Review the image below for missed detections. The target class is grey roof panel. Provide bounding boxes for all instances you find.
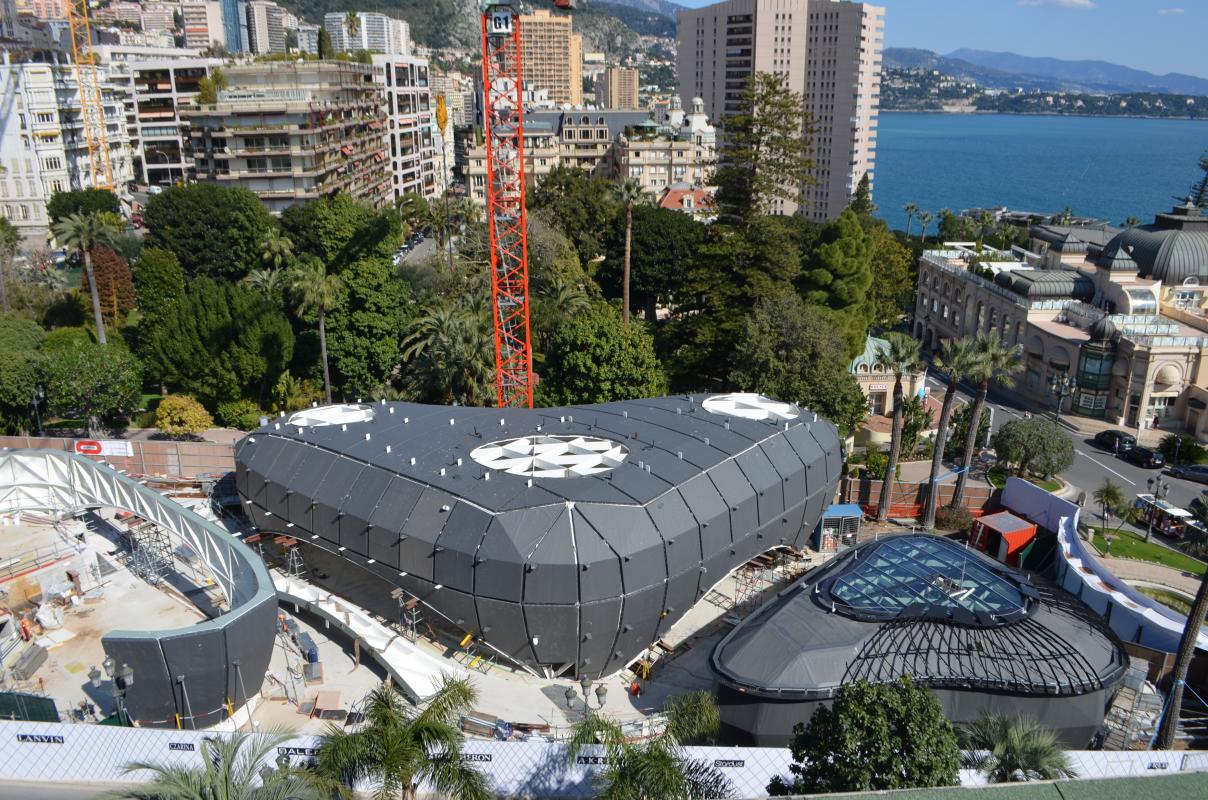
[525,603,578,665]
[523,506,578,606]
[648,490,703,574]
[475,595,535,666]
[737,448,784,527]
[435,502,492,594]
[659,569,699,640]
[761,437,808,506]
[575,504,666,594]
[709,460,757,540]
[573,513,623,603]
[476,506,563,602]
[679,473,732,557]
[580,598,623,675]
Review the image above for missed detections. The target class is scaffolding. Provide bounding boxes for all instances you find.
[124,520,172,585]
[390,588,423,644]
[275,536,307,579]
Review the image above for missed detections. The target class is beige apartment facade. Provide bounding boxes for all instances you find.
[599,66,640,109]
[677,0,884,220]
[184,62,391,214]
[518,9,582,106]
[914,203,1208,439]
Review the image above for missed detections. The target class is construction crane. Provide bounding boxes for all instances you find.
[65,1,114,191]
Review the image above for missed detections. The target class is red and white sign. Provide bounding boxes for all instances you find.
[74,440,134,457]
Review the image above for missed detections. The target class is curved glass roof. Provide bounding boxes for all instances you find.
[829,536,1028,621]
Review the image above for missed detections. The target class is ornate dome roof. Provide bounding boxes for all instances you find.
[1099,204,1208,284]
[1089,315,1118,343]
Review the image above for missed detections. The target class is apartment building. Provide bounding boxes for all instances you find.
[246,0,285,55]
[182,2,225,49]
[599,66,640,109]
[324,11,409,55]
[677,0,884,220]
[140,6,176,34]
[0,58,132,244]
[517,9,582,106]
[28,0,66,20]
[430,69,474,128]
[1,0,18,39]
[122,58,222,185]
[372,53,438,200]
[219,0,248,52]
[183,61,391,213]
[464,103,716,204]
[295,23,320,55]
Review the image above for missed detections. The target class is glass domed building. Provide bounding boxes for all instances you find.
[711,534,1128,746]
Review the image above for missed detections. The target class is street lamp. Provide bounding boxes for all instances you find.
[1048,373,1075,425]
[564,676,608,718]
[1145,476,1170,542]
[89,657,134,725]
[29,385,45,435]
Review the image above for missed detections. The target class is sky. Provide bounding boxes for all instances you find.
[670,0,1208,79]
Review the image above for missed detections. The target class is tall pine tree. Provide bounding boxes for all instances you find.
[801,209,873,356]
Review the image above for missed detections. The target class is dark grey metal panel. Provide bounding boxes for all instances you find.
[334,466,391,561]
[784,425,826,498]
[477,506,561,602]
[310,457,362,543]
[244,436,289,508]
[774,497,809,548]
[524,604,578,665]
[579,598,622,674]
[265,443,307,519]
[432,586,479,632]
[366,476,423,568]
[760,437,807,508]
[101,636,173,726]
[709,461,757,544]
[737,448,783,527]
[286,449,339,533]
[648,490,702,575]
[523,506,578,605]
[679,474,731,560]
[435,502,491,594]
[574,504,666,594]
[659,569,698,639]
[795,489,829,550]
[160,625,227,727]
[224,593,278,707]
[476,596,535,666]
[398,489,454,581]
[606,464,673,504]
[813,422,842,483]
[613,584,665,668]
[572,512,622,603]
[700,550,732,599]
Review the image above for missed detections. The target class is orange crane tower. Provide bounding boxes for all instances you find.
[66,0,114,190]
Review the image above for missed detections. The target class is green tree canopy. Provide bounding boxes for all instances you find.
[866,221,916,327]
[729,293,868,436]
[769,677,961,796]
[155,394,214,438]
[600,205,704,321]
[43,343,142,436]
[325,257,410,398]
[0,311,45,351]
[46,188,120,224]
[538,301,667,406]
[713,71,816,221]
[529,166,620,262]
[960,713,1076,783]
[0,348,41,434]
[992,417,1075,478]
[279,193,402,268]
[142,183,275,280]
[144,278,294,407]
[400,298,494,406]
[801,209,874,356]
[86,245,136,328]
[849,172,876,217]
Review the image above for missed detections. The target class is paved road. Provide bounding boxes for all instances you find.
[0,781,130,799]
[919,367,1206,534]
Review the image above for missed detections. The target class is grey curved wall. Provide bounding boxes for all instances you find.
[0,449,276,728]
[235,397,842,679]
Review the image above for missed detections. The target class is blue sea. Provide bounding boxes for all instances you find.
[872,112,1207,232]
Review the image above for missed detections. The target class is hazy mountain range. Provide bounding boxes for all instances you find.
[886,47,1208,96]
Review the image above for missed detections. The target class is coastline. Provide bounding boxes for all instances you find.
[879,108,1208,121]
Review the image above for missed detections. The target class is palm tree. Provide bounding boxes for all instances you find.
[260,229,294,272]
[401,300,494,406]
[1092,479,1125,532]
[876,333,922,522]
[53,211,117,345]
[314,677,490,800]
[903,202,918,239]
[951,334,1022,508]
[918,210,934,242]
[533,277,591,352]
[344,10,360,42]
[111,730,324,800]
[960,713,1076,782]
[566,689,733,800]
[1123,215,1141,228]
[287,258,345,404]
[1156,494,1208,748]
[616,178,644,325]
[242,267,283,300]
[922,337,984,530]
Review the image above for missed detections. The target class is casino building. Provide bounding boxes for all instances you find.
[712,534,1128,746]
[235,394,841,680]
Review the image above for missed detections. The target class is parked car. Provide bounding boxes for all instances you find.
[1122,446,1165,468]
[1093,429,1136,452]
[148,185,164,195]
[1169,463,1208,484]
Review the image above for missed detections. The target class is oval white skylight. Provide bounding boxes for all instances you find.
[470,435,628,478]
[702,393,799,422]
[287,404,375,428]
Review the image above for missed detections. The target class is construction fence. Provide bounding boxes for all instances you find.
[0,436,236,480]
[0,720,1206,798]
[837,475,999,519]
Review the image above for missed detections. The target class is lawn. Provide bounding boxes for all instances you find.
[987,466,1061,493]
[1090,526,1207,577]
[1133,586,1207,619]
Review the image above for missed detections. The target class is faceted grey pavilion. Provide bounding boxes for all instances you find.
[235,395,841,679]
[712,535,1129,746]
